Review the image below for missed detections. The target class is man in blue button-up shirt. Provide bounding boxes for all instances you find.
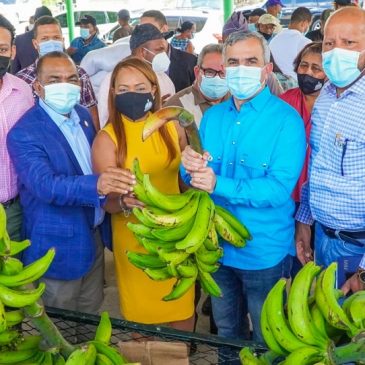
[181,31,306,343]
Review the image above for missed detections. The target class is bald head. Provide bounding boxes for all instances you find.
[324,7,365,46]
[323,7,365,54]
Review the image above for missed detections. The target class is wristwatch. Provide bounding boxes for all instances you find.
[357,268,365,284]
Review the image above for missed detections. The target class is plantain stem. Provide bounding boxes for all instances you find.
[23,302,75,358]
[330,332,365,364]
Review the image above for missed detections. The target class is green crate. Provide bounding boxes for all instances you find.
[22,307,266,365]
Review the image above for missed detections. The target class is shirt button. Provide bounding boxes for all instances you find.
[228,162,233,165]
[262,163,267,167]
[232,141,236,145]
[236,121,241,125]
[240,159,244,163]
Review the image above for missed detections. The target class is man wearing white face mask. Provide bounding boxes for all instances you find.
[180,31,306,343]
[296,7,365,295]
[165,43,229,128]
[7,52,136,312]
[16,16,100,130]
[67,15,106,65]
[97,23,176,127]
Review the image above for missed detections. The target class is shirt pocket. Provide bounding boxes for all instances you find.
[208,152,223,175]
[341,139,365,179]
[236,153,269,179]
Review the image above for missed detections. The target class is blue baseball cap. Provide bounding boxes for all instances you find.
[266,0,285,7]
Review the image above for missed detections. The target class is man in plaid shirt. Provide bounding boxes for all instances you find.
[16,16,100,130]
[296,7,365,294]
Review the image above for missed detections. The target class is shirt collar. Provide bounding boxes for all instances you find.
[39,98,80,127]
[228,85,272,113]
[81,33,98,46]
[192,84,209,105]
[324,74,365,97]
[0,73,22,102]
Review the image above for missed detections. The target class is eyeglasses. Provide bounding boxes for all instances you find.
[200,67,225,79]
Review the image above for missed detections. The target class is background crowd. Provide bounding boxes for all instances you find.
[1,0,365,353]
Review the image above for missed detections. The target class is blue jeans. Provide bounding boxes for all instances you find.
[211,254,292,344]
[315,223,364,279]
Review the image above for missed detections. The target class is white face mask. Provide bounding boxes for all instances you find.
[225,65,264,100]
[322,48,362,88]
[143,48,171,73]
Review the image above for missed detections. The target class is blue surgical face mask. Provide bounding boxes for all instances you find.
[248,23,257,32]
[39,40,63,56]
[200,75,229,99]
[43,83,81,114]
[225,65,263,100]
[80,28,90,40]
[322,48,362,88]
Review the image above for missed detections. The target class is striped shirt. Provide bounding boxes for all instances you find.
[296,77,365,266]
[16,61,97,108]
[0,73,34,202]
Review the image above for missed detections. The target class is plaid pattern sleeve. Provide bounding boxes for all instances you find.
[295,181,314,225]
[76,66,97,108]
[16,63,37,88]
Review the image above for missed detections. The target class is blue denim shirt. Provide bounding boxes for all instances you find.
[181,87,306,270]
[70,35,105,64]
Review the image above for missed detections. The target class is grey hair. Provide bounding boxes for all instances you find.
[223,31,271,64]
[197,43,223,67]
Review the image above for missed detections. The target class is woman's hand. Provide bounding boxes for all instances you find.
[181,145,210,174]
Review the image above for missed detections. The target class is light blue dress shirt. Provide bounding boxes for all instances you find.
[39,99,103,226]
[181,87,306,270]
[296,77,365,269]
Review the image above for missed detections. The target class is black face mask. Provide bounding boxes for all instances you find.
[297,73,325,95]
[259,31,272,42]
[0,55,10,78]
[115,92,154,121]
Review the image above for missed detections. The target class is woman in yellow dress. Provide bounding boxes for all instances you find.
[92,57,195,330]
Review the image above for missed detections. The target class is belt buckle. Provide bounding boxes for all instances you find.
[338,232,364,248]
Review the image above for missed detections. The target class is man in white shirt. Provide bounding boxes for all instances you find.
[80,11,169,95]
[97,24,175,127]
[269,7,312,79]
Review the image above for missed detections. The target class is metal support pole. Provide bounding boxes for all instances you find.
[223,0,234,22]
[65,0,75,44]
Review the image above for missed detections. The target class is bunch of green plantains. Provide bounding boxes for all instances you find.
[239,262,365,364]
[0,204,136,364]
[126,159,252,301]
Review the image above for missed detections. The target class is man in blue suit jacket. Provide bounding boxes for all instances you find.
[7,51,136,313]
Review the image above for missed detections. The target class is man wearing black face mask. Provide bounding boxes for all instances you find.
[257,14,281,43]
[0,15,34,241]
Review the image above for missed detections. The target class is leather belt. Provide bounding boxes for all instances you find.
[1,197,18,209]
[321,225,365,248]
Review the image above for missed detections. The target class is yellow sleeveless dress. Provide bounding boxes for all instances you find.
[103,117,194,324]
